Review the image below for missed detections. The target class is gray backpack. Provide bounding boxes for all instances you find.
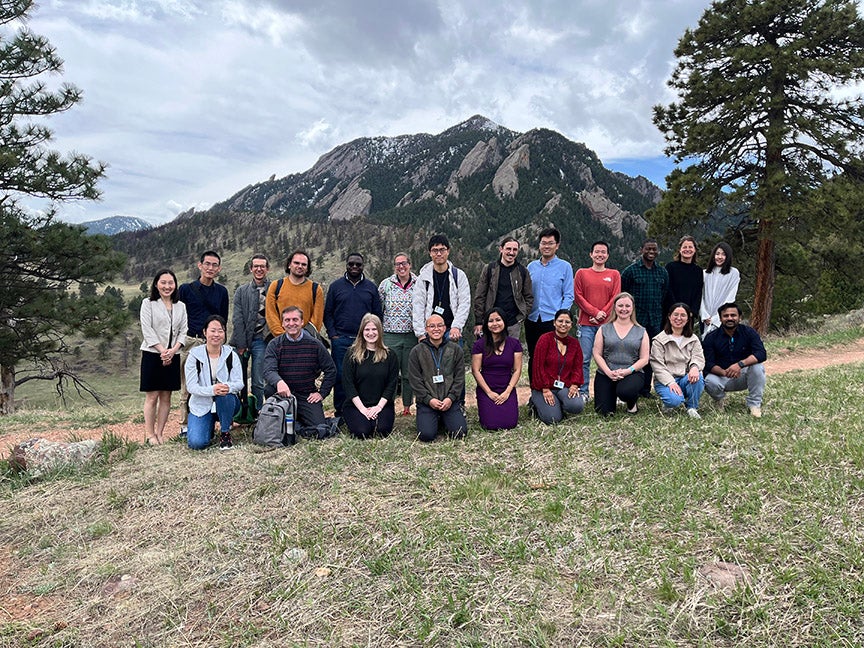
[253,395,296,447]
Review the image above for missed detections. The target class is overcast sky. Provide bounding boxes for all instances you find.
[25,0,710,224]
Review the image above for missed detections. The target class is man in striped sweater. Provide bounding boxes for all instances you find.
[263,306,337,438]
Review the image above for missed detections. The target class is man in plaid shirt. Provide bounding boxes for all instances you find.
[621,239,669,397]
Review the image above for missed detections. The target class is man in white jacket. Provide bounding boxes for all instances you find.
[412,234,471,344]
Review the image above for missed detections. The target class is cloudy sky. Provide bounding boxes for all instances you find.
[24,0,710,224]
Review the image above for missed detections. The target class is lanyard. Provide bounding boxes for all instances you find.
[556,338,569,379]
[428,344,445,373]
[433,271,448,307]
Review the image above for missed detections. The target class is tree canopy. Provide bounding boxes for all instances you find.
[0,0,126,413]
[651,0,864,331]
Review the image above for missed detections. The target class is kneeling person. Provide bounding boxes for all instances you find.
[408,315,468,442]
[263,306,337,438]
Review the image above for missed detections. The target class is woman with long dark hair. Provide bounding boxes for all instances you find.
[471,308,523,430]
[700,242,740,338]
[529,309,585,424]
[139,269,187,444]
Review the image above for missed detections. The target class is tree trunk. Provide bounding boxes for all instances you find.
[750,221,776,335]
[0,364,15,415]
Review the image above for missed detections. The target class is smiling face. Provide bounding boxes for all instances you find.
[668,306,689,332]
[288,253,310,279]
[678,240,696,263]
[720,306,740,331]
[614,296,634,321]
[282,310,303,338]
[362,320,379,346]
[346,255,364,280]
[590,243,609,267]
[250,258,269,282]
[486,310,506,336]
[203,319,226,346]
[425,315,447,344]
[394,255,411,281]
[641,242,658,265]
[553,312,573,336]
[499,241,519,266]
[714,247,727,266]
[156,273,176,299]
[539,235,559,261]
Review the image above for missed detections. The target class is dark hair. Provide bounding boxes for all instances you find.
[199,250,221,263]
[428,234,450,250]
[664,302,694,337]
[706,242,734,274]
[538,227,560,244]
[149,269,179,302]
[553,308,573,322]
[345,251,364,262]
[641,238,658,249]
[250,254,269,269]
[482,308,508,356]
[673,235,697,263]
[718,302,741,317]
[203,314,227,334]
[499,236,517,247]
[590,240,609,254]
[286,250,312,277]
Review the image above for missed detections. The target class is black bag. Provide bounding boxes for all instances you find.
[253,395,296,447]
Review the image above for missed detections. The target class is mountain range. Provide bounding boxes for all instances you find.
[82,216,151,236]
[112,116,663,287]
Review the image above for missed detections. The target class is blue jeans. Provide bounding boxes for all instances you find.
[249,337,267,410]
[578,325,598,396]
[654,374,705,410]
[187,394,240,450]
[330,335,353,416]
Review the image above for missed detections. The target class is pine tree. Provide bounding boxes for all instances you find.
[652,0,864,332]
[0,0,127,413]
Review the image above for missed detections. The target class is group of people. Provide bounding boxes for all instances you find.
[138,231,767,449]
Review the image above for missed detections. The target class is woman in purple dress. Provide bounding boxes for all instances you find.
[471,308,523,430]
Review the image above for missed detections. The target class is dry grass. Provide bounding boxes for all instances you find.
[1,364,864,646]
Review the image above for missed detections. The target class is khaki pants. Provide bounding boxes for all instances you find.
[178,337,205,425]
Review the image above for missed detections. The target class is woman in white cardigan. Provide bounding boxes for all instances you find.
[700,242,740,338]
[139,269,187,445]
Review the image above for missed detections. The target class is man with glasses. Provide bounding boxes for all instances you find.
[525,227,574,378]
[379,252,418,416]
[472,236,533,342]
[412,234,471,344]
[265,249,324,338]
[229,254,271,417]
[324,252,383,420]
[178,250,230,430]
[702,302,767,417]
[408,314,468,442]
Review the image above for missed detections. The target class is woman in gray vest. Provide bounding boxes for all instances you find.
[592,292,650,416]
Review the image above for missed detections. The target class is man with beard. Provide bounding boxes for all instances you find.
[702,302,767,417]
[472,236,533,342]
[324,252,383,418]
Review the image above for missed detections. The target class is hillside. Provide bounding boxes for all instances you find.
[112,116,661,290]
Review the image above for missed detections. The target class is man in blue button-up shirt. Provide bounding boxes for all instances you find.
[526,227,574,377]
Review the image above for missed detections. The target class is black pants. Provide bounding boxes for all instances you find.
[525,317,555,381]
[343,402,395,439]
[641,324,661,396]
[593,371,644,416]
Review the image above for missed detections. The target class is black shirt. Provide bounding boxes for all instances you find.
[433,269,454,328]
[496,262,518,325]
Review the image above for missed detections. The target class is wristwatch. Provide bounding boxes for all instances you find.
[737,360,746,368]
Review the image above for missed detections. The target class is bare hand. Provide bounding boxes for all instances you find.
[669,382,683,397]
[567,385,579,399]
[440,397,453,411]
[493,388,510,405]
[449,327,462,341]
[543,389,555,406]
[473,325,483,337]
[687,367,700,383]
[595,310,607,321]
[276,381,292,398]
[307,392,323,403]
[212,383,230,396]
[724,364,742,379]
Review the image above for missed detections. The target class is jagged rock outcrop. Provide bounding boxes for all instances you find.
[579,188,646,238]
[328,177,372,220]
[493,143,531,199]
[311,142,369,181]
[542,193,562,214]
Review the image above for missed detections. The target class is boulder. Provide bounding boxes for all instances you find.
[10,438,100,478]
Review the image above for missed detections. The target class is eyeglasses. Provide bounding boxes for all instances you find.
[426,323,446,329]
[347,261,363,267]
[394,261,409,267]
[430,247,449,255]
[201,262,220,268]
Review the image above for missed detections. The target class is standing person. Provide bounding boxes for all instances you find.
[324,252,383,419]
[378,252,418,416]
[529,309,585,424]
[412,234,471,344]
[573,240,621,401]
[525,227,574,379]
[471,308,523,430]
[702,302,767,417]
[341,314,399,439]
[650,302,705,419]
[472,237,534,342]
[139,269,187,445]
[265,249,325,337]
[620,239,668,397]
[408,314,468,442]
[264,306,338,438]
[177,250,230,431]
[184,315,243,450]
[592,292,650,416]
[664,235,703,328]
[700,242,740,338]
[229,254,270,416]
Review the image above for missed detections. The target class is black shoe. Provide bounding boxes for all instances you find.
[219,432,233,450]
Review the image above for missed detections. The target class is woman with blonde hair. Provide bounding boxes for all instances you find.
[593,292,650,416]
[342,313,399,439]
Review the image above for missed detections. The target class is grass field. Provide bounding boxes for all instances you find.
[1,352,863,646]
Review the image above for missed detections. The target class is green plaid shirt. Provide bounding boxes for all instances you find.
[620,260,669,332]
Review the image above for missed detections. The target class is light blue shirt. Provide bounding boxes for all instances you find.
[527,255,574,322]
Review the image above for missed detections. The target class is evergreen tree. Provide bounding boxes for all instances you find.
[652,0,864,332]
[0,0,126,414]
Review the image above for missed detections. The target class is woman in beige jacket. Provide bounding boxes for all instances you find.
[649,302,705,419]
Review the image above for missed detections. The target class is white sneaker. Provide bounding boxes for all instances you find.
[687,408,701,419]
[749,406,762,418]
